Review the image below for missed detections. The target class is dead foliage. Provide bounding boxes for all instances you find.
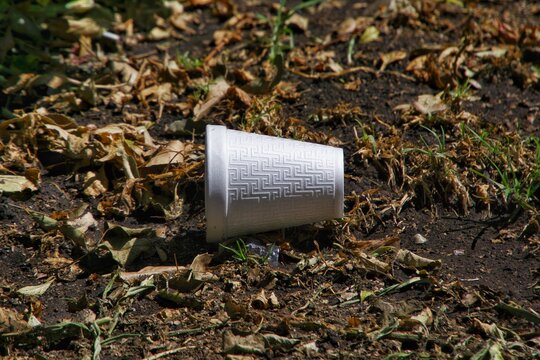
[1,0,539,358]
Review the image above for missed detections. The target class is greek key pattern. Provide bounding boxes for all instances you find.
[227,132,336,203]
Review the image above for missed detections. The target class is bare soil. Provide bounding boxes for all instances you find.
[1,1,539,359]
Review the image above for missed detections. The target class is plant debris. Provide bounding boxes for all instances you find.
[0,0,539,358]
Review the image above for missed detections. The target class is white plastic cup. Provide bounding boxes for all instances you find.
[205,125,344,243]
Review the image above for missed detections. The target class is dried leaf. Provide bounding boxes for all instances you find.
[355,252,390,273]
[227,86,252,107]
[59,222,90,250]
[360,26,379,43]
[145,140,185,169]
[409,307,433,333]
[193,78,230,121]
[360,290,374,302]
[189,0,212,5]
[299,341,319,356]
[268,292,280,308]
[472,319,506,341]
[413,234,428,244]
[0,175,37,194]
[495,302,540,324]
[251,289,268,310]
[67,211,96,234]
[27,314,41,328]
[286,14,308,32]
[120,265,187,282]
[0,307,28,334]
[296,256,319,271]
[166,268,211,293]
[102,222,164,266]
[148,27,171,40]
[223,330,266,355]
[395,249,441,270]
[83,168,108,197]
[57,211,98,250]
[377,277,432,296]
[224,295,247,320]
[262,334,300,351]
[189,253,215,281]
[17,277,55,297]
[67,17,105,37]
[413,94,447,115]
[30,210,59,231]
[474,341,502,360]
[65,0,96,13]
[475,47,508,59]
[380,50,407,71]
[349,236,400,253]
[111,61,139,86]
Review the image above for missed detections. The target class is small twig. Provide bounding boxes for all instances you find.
[66,77,127,90]
[335,298,361,308]
[288,66,376,79]
[313,240,338,274]
[143,346,196,360]
[132,50,158,60]
[166,321,228,337]
[288,66,415,81]
[253,316,265,334]
[291,286,326,317]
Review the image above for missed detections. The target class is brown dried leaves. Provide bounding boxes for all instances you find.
[1,112,199,221]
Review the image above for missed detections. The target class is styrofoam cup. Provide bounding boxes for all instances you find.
[205,125,344,242]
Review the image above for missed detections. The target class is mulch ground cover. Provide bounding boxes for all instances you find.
[0,0,539,358]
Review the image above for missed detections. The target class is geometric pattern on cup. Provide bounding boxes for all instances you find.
[227,131,335,202]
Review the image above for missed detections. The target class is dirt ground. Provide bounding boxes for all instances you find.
[0,0,539,359]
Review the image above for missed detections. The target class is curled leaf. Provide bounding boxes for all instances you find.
[223,330,266,355]
[262,333,300,351]
[360,26,379,43]
[144,140,186,170]
[0,307,29,334]
[395,249,441,270]
[0,175,37,194]
[193,78,230,121]
[17,277,55,297]
[413,94,447,115]
[102,223,164,266]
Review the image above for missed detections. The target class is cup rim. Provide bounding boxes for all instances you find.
[334,147,345,218]
[205,125,228,242]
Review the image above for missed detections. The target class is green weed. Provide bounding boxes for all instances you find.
[464,124,540,212]
[191,81,211,102]
[449,78,471,101]
[355,119,378,155]
[403,126,448,163]
[347,35,357,65]
[258,0,323,64]
[220,239,277,265]
[176,51,203,71]
[220,239,252,263]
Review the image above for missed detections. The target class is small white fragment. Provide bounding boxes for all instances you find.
[453,249,465,256]
[300,341,319,356]
[102,31,121,42]
[414,233,428,244]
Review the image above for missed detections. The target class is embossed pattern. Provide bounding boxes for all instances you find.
[225,130,339,235]
[228,131,336,202]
